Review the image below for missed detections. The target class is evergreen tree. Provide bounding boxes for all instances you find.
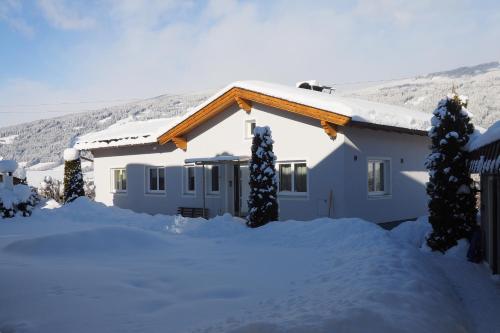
[425,94,478,252]
[63,148,85,203]
[247,126,278,228]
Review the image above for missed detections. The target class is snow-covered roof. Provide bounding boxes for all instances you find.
[75,117,181,150]
[77,81,432,151]
[163,81,432,135]
[467,120,500,151]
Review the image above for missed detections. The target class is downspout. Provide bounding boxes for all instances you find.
[202,163,206,219]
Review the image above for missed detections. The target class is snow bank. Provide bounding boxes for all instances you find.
[0,159,18,173]
[390,216,432,248]
[0,200,470,333]
[4,226,169,256]
[63,148,80,161]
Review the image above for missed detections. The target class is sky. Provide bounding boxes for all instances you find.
[1,0,500,127]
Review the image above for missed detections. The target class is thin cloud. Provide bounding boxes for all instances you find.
[1,0,500,127]
[36,0,95,30]
[0,0,34,36]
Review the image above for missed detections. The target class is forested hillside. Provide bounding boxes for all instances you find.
[1,61,499,168]
[0,93,210,167]
[342,61,500,129]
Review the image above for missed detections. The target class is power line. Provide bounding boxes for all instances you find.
[0,97,144,108]
[0,74,422,113]
[330,75,419,86]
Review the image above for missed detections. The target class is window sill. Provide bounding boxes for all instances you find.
[111,190,127,195]
[367,193,392,200]
[278,192,309,200]
[145,191,167,196]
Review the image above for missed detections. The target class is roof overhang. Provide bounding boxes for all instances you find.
[157,87,351,150]
[185,155,250,165]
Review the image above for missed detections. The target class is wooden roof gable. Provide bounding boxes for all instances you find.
[157,87,351,150]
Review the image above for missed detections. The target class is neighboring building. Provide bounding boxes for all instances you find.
[76,81,432,223]
[469,121,500,274]
[0,159,18,190]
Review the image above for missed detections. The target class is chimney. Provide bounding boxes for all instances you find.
[296,80,335,94]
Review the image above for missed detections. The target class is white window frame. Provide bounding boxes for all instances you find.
[110,168,127,193]
[206,165,221,195]
[367,157,392,198]
[183,165,196,195]
[245,119,256,139]
[146,166,166,194]
[277,160,309,197]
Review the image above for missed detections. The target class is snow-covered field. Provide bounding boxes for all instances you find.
[0,199,499,333]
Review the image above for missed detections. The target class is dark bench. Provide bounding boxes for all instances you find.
[177,207,208,218]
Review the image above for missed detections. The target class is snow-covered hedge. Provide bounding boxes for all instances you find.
[0,184,40,218]
[38,176,64,203]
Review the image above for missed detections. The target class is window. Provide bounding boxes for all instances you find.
[245,120,256,139]
[184,166,195,194]
[367,159,391,196]
[207,165,220,194]
[111,168,127,192]
[147,167,165,192]
[279,162,308,194]
[0,174,3,183]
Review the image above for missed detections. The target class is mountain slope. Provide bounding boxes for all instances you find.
[341,61,500,128]
[0,92,210,167]
[1,61,499,167]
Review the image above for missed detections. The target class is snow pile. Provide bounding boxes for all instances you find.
[167,81,432,136]
[390,216,432,248]
[63,148,80,161]
[467,120,500,151]
[5,226,169,256]
[75,117,182,150]
[0,184,34,210]
[0,159,18,173]
[0,199,473,332]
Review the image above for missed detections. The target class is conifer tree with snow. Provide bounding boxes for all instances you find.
[247,126,278,228]
[63,148,85,203]
[425,94,477,252]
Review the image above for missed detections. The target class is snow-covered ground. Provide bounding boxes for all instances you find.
[0,199,499,333]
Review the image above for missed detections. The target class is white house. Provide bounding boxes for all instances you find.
[75,81,432,223]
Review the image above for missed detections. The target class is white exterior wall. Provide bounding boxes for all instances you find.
[93,103,346,221]
[342,126,429,223]
[92,103,430,223]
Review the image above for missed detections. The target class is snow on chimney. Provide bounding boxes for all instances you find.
[296,80,335,94]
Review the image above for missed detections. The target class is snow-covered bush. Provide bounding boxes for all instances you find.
[63,148,85,203]
[247,126,278,228]
[0,184,40,218]
[425,94,477,252]
[84,178,96,201]
[38,175,64,203]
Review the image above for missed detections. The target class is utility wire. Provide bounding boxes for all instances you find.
[0,74,423,113]
[0,97,143,108]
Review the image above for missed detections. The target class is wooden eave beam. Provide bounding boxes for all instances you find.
[158,88,238,145]
[321,120,337,139]
[172,137,187,151]
[234,87,351,126]
[235,96,252,113]
[157,87,351,146]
